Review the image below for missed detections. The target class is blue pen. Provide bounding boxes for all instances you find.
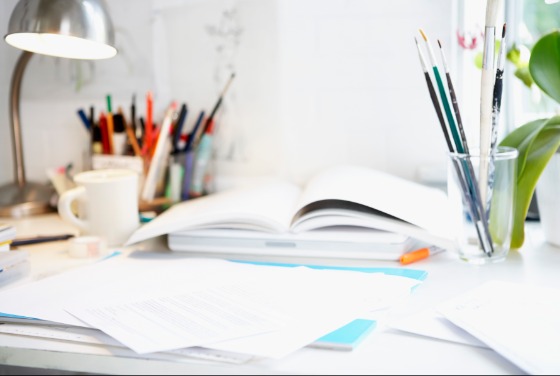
[77,108,91,132]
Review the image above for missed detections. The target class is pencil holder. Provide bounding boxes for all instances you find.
[447,146,518,265]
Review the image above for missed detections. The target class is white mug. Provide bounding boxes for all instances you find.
[58,169,140,247]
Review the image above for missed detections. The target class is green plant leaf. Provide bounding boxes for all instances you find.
[500,116,560,248]
[529,30,560,104]
[514,67,534,88]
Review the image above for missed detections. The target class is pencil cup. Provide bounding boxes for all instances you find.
[447,146,518,265]
[57,169,140,247]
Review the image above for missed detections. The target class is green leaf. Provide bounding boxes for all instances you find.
[474,52,483,69]
[514,67,534,88]
[500,116,560,248]
[529,30,560,104]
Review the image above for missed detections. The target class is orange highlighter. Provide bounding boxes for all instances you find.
[400,246,444,265]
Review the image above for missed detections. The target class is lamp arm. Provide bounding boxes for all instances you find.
[9,50,33,188]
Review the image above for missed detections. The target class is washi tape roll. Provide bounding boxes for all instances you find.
[68,236,107,258]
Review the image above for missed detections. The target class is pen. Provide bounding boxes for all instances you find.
[106,94,115,154]
[77,108,91,132]
[111,113,127,155]
[400,247,444,265]
[11,234,75,247]
[172,103,188,153]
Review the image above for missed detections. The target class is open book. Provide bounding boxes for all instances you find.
[126,165,454,259]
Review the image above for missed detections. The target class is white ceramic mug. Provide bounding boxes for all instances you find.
[58,169,140,247]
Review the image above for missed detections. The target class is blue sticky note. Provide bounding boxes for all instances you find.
[309,318,377,351]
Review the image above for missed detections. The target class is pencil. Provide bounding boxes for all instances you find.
[144,91,154,156]
[118,107,142,157]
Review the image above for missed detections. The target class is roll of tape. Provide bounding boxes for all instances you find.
[68,236,107,258]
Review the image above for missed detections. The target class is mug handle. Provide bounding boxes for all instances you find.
[58,186,89,232]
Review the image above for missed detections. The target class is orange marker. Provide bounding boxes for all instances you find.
[400,247,444,265]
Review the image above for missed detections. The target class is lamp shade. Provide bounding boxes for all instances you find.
[4,0,117,60]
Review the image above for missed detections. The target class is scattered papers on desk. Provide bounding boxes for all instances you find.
[437,280,560,375]
[0,252,422,358]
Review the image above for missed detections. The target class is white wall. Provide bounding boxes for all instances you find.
[0,0,458,190]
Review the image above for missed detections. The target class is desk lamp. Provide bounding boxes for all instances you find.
[0,0,117,218]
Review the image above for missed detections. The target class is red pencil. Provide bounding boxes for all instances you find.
[99,112,111,154]
[143,91,153,156]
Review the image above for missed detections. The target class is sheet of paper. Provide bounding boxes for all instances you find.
[437,280,560,375]
[387,308,487,348]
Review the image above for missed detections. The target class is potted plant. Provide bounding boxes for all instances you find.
[499,30,560,249]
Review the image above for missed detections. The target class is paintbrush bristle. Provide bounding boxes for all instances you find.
[437,39,442,48]
[502,23,507,38]
[419,29,428,41]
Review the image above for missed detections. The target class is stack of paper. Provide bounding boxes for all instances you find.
[0,252,425,359]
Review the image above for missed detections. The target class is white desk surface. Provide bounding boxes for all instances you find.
[1,214,558,375]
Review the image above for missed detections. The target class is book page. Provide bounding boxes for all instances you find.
[291,165,452,239]
[126,179,302,245]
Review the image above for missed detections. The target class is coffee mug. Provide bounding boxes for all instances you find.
[58,169,140,247]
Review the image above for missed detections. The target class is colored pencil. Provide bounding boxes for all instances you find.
[143,91,154,156]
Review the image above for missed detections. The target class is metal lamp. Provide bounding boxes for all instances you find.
[0,0,117,218]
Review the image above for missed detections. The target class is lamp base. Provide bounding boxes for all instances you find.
[0,181,56,218]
